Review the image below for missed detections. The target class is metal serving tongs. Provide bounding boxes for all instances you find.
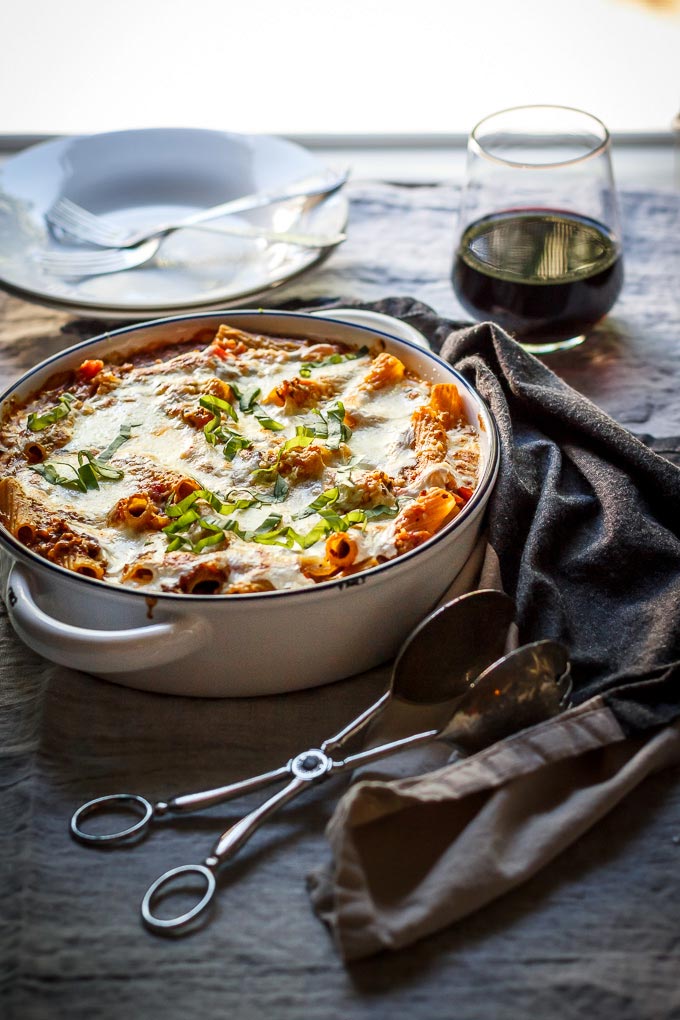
[70,590,572,934]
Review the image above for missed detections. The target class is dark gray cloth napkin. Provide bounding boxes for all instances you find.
[312,296,680,734]
[302,297,680,959]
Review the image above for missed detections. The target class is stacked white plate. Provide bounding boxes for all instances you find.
[0,128,349,319]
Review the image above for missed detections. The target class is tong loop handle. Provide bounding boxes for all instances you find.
[142,864,217,933]
[70,793,155,844]
[138,774,314,934]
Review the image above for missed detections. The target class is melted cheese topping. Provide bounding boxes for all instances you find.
[0,327,481,595]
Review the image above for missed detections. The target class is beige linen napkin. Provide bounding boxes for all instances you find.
[308,699,680,961]
[307,537,680,960]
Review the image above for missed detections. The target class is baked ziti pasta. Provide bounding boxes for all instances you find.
[0,326,481,595]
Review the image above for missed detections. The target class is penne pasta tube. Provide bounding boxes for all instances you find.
[359,352,405,391]
[342,555,381,575]
[394,488,460,553]
[301,532,359,580]
[0,477,39,544]
[411,406,448,466]
[172,477,201,503]
[64,554,106,580]
[121,562,156,585]
[226,579,276,594]
[109,494,169,532]
[300,556,339,581]
[428,383,467,428]
[23,439,48,464]
[178,563,229,595]
[325,532,358,569]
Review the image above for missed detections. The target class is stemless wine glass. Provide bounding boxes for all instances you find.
[452,105,624,354]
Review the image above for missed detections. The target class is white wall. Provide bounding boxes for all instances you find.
[2,0,678,137]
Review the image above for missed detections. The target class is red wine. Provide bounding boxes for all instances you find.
[452,210,623,347]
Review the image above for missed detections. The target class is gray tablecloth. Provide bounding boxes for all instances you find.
[2,181,680,1020]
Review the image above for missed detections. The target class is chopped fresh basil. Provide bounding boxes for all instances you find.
[248,470,289,504]
[361,503,400,520]
[272,474,289,501]
[252,405,285,432]
[221,431,252,461]
[32,461,86,492]
[283,432,315,453]
[228,383,284,432]
[294,487,340,520]
[250,464,278,485]
[164,508,201,534]
[231,383,261,413]
[161,479,396,556]
[199,394,238,421]
[97,422,139,462]
[30,423,137,492]
[249,442,289,503]
[293,424,317,440]
[76,453,104,491]
[191,518,226,553]
[287,519,332,550]
[166,488,255,519]
[199,396,252,460]
[305,401,352,450]
[27,393,77,432]
[203,415,221,446]
[298,346,370,378]
[317,507,349,532]
[224,488,261,508]
[252,512,284,536]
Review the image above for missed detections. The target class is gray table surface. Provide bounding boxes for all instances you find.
[1,180,680,1020]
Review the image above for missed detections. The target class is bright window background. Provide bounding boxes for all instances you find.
[1,0,678,138]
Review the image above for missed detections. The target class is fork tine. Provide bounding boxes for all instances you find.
[47,199,129,247]
[35,216,344,276]
[35,255,129,276]
[34,240,159,276]
[48,200,126,246]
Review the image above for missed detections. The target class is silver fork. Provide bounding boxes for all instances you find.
[46,168,349,248]
[34,221,347,278]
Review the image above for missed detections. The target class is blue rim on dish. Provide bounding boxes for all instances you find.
[0,310,499,603]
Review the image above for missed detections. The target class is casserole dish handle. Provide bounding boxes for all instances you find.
[5,562,209,674]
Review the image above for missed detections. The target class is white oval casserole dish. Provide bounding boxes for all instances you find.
[0,310,498,697]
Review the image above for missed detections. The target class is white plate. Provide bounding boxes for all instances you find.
[0,128,348,318]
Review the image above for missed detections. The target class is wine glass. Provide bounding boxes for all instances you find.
[452,105,624,354]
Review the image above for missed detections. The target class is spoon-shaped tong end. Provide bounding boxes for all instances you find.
[324,589,518,755]
[443,640,571,754]
[392,589,517,707]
